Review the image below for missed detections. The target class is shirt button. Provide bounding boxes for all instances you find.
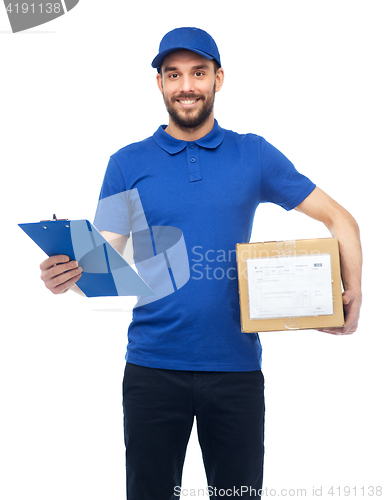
[189,143,195,149]
[190,158,196,163]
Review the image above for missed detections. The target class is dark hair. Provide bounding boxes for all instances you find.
[212,59,221,73]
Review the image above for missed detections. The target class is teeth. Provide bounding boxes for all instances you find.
[180,99,197,104]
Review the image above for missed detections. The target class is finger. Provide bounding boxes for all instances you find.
[49,271,83,294]
[342,293,354,306]
[317,323,357,335]
[41,261,78,289]
[44,260,80,280]
[319,330,353,335]
[317,327,345,335]
[47,265,83,289]
[40,255,70,271]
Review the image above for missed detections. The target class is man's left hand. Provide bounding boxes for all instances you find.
[317,290,362,335]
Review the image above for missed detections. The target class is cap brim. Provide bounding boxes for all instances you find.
[151,47,214,69]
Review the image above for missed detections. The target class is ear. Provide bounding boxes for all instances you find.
[215,67,224,93]
[156,72,164,95]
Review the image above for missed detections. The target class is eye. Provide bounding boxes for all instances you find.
[194,72,204,77]
[168,73,179,79]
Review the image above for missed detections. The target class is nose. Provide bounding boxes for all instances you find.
[178,75,195,94]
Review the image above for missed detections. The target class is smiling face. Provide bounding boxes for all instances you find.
[156,50,224,140]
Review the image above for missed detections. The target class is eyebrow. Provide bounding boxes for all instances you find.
[163,64,211,73]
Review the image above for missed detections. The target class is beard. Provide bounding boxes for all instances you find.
[162,84,216,130]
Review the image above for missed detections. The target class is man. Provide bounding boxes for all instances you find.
[40,28,362,499]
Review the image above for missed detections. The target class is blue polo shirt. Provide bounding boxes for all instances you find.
[94,120,316,371]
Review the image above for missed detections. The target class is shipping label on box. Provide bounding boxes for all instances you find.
[236,238,344,332]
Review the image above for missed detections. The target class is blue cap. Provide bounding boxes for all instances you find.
[151,27,221,72]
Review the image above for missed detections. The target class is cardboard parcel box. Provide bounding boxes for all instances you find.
[236,238,344,332]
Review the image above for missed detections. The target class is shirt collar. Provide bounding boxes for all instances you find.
[152,119,225,154]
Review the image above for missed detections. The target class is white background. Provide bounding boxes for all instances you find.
[1,1,383,498]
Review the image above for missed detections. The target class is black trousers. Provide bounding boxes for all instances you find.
[122,362,265,499]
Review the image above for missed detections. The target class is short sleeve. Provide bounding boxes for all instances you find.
[93,156,131,235]
[259,137,316,210]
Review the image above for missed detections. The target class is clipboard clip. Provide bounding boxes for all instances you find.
[40,214,69,222]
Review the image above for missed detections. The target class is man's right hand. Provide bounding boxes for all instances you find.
[40,255,83,295]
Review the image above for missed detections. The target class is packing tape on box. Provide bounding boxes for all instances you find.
[276,240,297,257]
[284,317,302,330]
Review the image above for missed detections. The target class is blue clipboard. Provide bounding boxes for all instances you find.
[19,218,154,298]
